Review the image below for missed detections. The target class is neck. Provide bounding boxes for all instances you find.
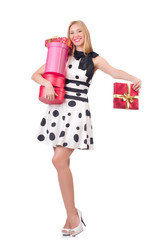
[75,46,84,51]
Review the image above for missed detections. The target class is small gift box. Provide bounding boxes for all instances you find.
[45,36,73,48]
[113,82,139,110]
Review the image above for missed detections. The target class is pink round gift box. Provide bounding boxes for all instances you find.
[44,42,69,77]
[39,73,66,104]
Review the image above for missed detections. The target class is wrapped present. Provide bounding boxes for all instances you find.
[113,82,139,110]
[38,36,72,105]
[45,36,73,49]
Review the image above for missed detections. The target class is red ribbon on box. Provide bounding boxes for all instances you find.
[113,82,139,110]
[45,36,73,49]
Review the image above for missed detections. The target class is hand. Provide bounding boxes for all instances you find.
[45,82,58,100]
[132,77,142,91]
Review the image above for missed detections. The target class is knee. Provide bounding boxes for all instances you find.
[52,155,68,170]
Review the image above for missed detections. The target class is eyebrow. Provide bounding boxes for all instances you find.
[70,28,81,32]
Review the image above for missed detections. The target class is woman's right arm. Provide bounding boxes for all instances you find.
[31,64,58,100]
[31,63,49,86]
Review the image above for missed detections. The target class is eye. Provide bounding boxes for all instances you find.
[78,30,82,33]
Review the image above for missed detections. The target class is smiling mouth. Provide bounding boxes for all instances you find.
[73,38,82,42]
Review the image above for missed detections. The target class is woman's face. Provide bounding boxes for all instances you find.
[69,24,85,50]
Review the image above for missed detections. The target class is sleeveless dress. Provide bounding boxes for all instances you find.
[36,50,99,150]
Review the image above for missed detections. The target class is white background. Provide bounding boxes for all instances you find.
[0,0,159,239]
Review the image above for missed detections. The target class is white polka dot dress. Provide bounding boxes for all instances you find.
[36,50,99,150]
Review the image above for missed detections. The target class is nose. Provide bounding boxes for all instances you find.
[74,31,81,38]
[73,34,78,39]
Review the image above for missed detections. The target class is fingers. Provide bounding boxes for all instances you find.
[133,80,142,92]
[46,94,55,100]
[46,92,58,100]
[135,85,141,91]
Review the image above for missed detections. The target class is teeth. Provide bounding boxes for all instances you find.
[74,38,81,42]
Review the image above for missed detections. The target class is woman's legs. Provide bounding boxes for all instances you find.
[52,146,79,233]
[53,147,70,167]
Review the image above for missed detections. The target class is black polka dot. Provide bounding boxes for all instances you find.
[75,75,79,79]
[59,131,65,137]
[68,101,76,107]
[84,124,87,131]
[48,111,50,114]
[69,64,72,68]
[37,135,45,141]
[51,122,56,127]
[90,138,94,144]
[76,83,80,86]
[63,143,68,147]
[49,133,55,141]
[68,113,71,116]
[76,93,81,96]
[74,134,79,142]
[46,130,49,134]
[40,118,46,126]
[78,113,82,118]
[87,144,89,149]
[76,126,80,130]
[84,139,87,144]
[53,110,59,117]
[62,116,65,120]
[66,123,70,128]
[86,110,91,117]
[87,135,89,138]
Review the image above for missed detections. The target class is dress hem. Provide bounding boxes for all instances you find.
[37,138,94,150]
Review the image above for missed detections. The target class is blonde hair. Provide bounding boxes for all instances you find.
[67,20,93,56]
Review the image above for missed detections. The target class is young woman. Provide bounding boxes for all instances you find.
[31,20,142,237]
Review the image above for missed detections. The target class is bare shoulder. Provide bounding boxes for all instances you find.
[93,55,105,66]
[92,56,117,77]
[92,56,101,72]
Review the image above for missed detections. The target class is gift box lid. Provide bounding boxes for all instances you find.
[45,36,73,49]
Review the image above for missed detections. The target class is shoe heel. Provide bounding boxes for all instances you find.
[81,217,86,227]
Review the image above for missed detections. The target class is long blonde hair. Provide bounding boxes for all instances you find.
[67,20,93,56]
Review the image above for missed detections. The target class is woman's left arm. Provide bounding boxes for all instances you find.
[94,56,142,91]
